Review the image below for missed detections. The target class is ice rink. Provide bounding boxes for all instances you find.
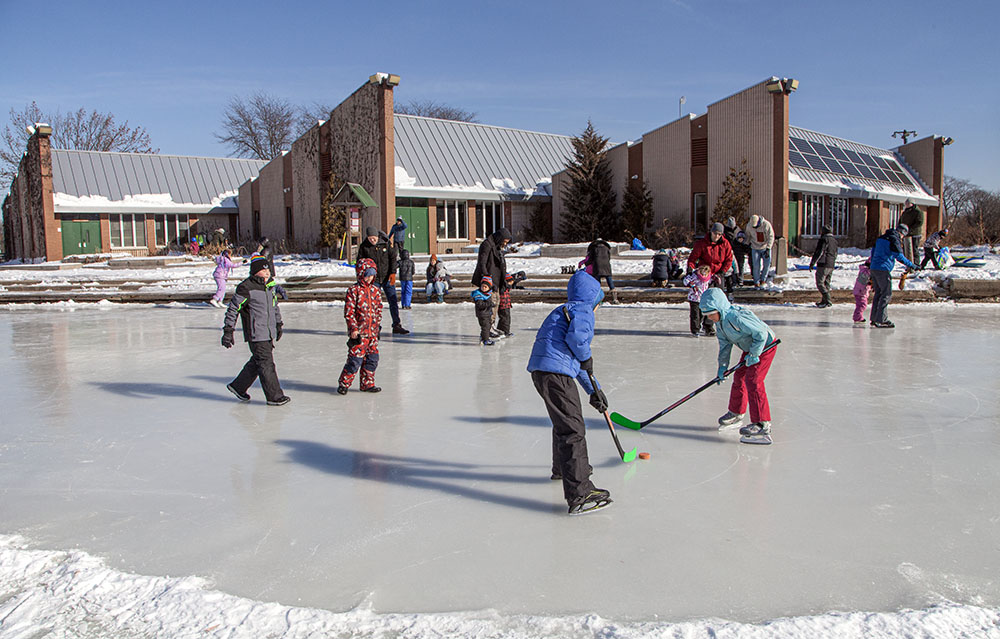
[2,300,999,636]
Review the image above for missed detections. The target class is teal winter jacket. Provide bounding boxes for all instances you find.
[699,288,776,370]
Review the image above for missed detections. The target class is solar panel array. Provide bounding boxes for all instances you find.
[788,137,913,187]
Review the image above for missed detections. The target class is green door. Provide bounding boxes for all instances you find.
[396,207,430,255]
[787,201,800,253]
[61,220,102,256]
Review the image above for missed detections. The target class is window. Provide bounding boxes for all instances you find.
[110,214,147,248]
[285,207,294,241]
[252,211,261,240]
[436,200,467,239]
[693,193,707,232]
[888,203,900,229]
[153,214,191,246]
[829,197,850,236]
[476,201,504,239]
[803,194,825,236]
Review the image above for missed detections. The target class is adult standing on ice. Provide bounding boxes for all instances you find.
[357,227,409,335]
[210,248,239,307]
[527,270,612,515]
[868,224,917,329]
[809,224,838,308]
[700,288,778,445]
[473,227,512,336]
[221,255,290,406]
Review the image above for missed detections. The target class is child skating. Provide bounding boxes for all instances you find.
[398,249,414,309]
[221,254,290,406]
[527,270,612,515]
[699,288,778,444]
[682,265,714,336]
[472,276,495,346]
[338,258,383,394]
[210,249,239,307]
[852,259,873,325]
[497,272,515,338]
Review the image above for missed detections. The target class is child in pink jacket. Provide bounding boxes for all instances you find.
[852,259,873,324]
[683,265,715,336]
[211,249,239,307]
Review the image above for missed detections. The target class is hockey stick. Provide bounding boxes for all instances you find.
[586,370,637,463]
[610,339,781,431]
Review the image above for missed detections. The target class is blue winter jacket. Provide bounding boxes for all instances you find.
[870,228,916,272]
[699,288,776,371]
[527,271,605,394]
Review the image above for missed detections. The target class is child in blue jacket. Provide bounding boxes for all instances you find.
[527,270,611,514]
[472,276,495,345]
[699,288,778,444]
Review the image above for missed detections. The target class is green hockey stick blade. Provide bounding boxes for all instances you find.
[610,411,643,431]
[622,447,638,463]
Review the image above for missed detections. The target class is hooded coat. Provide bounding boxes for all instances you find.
[699,288,776,372]
[585,239,613,278]
[356,231,397,285]
[870,228,916,272]
[527,271,604,394]
[344,258,383,339]
[473,228,512,291]
[688,234,734,276]
[809,225,838,268]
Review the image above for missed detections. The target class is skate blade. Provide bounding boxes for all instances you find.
[740,434,772,445]
[568,498,613,515]
[718,421,743,430]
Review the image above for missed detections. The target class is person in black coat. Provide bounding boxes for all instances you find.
[357,226,408,334]
[651,249,671,287]
[809,224,838,308]
[584,238,616,302]
[472,227,512,334]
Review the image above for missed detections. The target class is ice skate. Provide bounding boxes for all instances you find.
[481,338,495,346]
[568,488,613,515]
[854,320,867,327]
[336,386,348,395]
[718,410,745,428]
[739,421,772,445]
[360,386,382,393]
[872,320,895,328]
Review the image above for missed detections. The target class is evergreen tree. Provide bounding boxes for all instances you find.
[559,121,619,242]
[713,158,753,227]
[621,178,654,241]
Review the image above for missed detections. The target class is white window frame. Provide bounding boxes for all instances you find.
[477,201,504,239]
[110,213,147,248]
[436,200,467,240]
[803,194,825,236]
[829,197,850,236]
[888,203,900,229]
[154,214,191,247]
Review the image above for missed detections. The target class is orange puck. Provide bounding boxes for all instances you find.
[638,452,651,460]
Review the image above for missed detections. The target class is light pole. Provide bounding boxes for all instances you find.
[679,96,686,119]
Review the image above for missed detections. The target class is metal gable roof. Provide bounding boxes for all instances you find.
[393,114,575,200]
[787,126,938,206]
[50,149,266,213]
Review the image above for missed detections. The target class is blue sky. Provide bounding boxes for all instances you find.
[2,0,997,190]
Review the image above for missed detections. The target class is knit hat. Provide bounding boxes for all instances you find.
[249,254,269,276]
[481,275,494,289]
[941,228,949,236]
[710,222,724,234]
[365,226,379,238]
[896,223,909,235]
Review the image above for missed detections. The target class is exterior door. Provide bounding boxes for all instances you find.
[787,201,799,251]
[397,206,430,255]
[61,220,101,256]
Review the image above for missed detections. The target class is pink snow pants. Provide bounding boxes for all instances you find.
[212,274,228,302]
[728,345,776,423]
[852,293,869,322]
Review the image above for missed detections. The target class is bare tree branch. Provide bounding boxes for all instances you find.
[215,92,296,160]
[395,99,478,123]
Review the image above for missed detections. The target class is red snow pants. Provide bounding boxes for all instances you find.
[728,345,776,423]
[339,336,379,390]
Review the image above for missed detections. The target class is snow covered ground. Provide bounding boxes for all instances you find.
[2,301,999,638]
[2,243,998,298]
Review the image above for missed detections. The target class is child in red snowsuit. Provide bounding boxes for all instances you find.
[338,258,383,394]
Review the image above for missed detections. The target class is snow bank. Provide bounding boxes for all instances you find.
[1,536,997,639]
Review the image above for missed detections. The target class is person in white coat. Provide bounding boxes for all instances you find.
[747,214,775,287]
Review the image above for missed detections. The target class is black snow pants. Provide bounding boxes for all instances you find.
[531,370,596,504]
[816,266,834,304]
[870,269,893,324]
[231,340,283,402]
[497,306,511,335]
[689,301,714,335]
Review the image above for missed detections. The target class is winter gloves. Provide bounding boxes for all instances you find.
[276,323,283,341]
[715,364,727,385]
[744,353,760,367]
[579,357,594,375]
[222,328,235,349]
[589,389,609,413]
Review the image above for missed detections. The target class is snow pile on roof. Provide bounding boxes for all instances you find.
[394,165,417,188]
[52,189,239,213]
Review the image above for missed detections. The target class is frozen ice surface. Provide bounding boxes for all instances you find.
[1,301,999,637]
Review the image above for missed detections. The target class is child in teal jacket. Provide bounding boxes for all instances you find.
[699,288,778,444]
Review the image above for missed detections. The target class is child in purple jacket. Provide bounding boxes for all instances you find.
[852,259,873,325]
[211,249,238,307]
